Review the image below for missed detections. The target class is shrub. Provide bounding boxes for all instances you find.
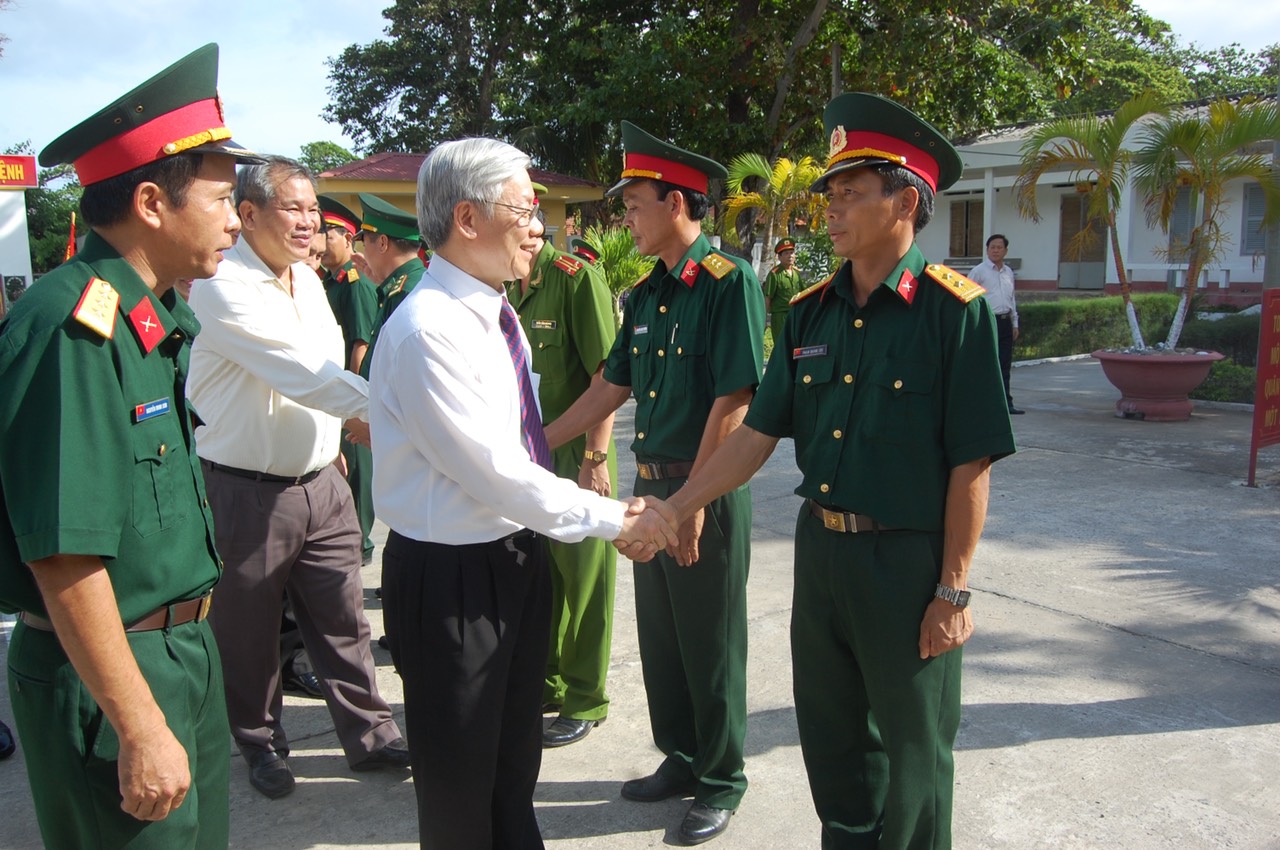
[1189,358,1256,404]
[1014,294,1180,360]
[1177,314,1262,366]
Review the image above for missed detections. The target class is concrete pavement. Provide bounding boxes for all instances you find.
[2,356,1278,849]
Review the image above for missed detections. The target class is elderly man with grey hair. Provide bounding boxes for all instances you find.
[187,155,409,801]
[369,137,676,849]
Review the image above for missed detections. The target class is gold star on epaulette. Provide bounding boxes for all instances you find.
[552,254,583,276]
[924,264,986,303]
[348,268,360,282]
[790,273,834,306]
[73,277,120,338]
[700,253,735,280]
[387,274,407,297]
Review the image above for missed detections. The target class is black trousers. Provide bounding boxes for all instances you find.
[382,528,551,850]
[995,314,1014,407]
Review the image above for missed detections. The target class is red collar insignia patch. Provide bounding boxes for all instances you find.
[896,268,918,305]
[127,298,166,354]
[680,258,699,287]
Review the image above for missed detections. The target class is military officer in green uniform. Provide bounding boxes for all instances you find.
[546,122,764,846]
[762,237,803,340]
[355,192,426,383]
[658,93,1017,850]
[316,195,379,563]
[505,229,619,749]
[568,234,601,266]
[0,44,263,849]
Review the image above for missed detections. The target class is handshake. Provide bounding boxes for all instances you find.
[611,496,703,566]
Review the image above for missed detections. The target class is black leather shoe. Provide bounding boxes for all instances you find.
[543,716,598,748]
[620,771,696,802]
[247,751,295,799]
[679,802,733,845]
[352,737,412,771]
[0,719,16,760]
[377,635,390,651]
[1009,406,1026,415]
[282,670,324,699]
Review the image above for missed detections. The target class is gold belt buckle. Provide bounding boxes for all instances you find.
[823,509,848,533]
[197,593,213,622]
[637,464,654,480]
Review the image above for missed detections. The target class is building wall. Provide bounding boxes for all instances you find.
[0,191,34,318]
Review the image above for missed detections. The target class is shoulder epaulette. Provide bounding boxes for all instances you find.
[387,274,408,297]
[348,268,361,282]
[924,264,985,303]
[631,273,648,289]
[700,252,736,281]
[73,277,120,339]
[552,254,583,276]
[789,273,834,306]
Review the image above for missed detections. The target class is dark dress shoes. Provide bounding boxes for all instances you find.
[620,770,697,802]
[247,750,295,799]
[1009,406,1026,415]
[542,716,598,748]
[679,802,733,845]
[282,670,324,699]
[351,737,412,771]
[0,719,16,760]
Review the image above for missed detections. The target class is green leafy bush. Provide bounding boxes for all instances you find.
[1013,294,1180,360]
[1177,314,1262,366]
[1189,358,1257,403]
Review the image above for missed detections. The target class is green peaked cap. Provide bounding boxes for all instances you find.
[357,193,421,242]
[811,92,962,194]
[319,195,361,235]
[607,121,727,197]
[39,43,262,186]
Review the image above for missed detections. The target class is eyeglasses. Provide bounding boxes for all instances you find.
[491,200,539,227]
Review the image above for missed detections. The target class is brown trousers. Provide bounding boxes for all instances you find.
[203,462,400,766]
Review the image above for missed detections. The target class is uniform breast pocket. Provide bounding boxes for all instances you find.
[673,327,706,383]
[530,323,569,374]
[629,331,654,391]
[794,355,835,436]
[869,359,938,445]
[131,419,188,537]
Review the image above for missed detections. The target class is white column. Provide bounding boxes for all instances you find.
[982,169,995,243]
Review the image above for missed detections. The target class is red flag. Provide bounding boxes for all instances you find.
[63,211,77,262]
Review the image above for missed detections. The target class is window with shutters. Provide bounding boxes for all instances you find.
[1241,183,1267,255]
[949,199,984,257]
[1168,187,1194,260]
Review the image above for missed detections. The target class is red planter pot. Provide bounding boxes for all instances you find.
[1091,349,1224,421]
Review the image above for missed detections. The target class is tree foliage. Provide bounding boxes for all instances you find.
[720,154,826,266]
[4,141,82,275]
[299,140,356,175]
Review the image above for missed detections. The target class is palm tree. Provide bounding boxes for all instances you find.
[1134,98,1280,349]
[1016,92,1167,349]
[582,223,656,324]
[720,154,827,274]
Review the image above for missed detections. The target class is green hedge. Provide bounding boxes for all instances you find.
[1189,358,1257,403]
[1177,314,1262,367]
[1013,294,1180,360]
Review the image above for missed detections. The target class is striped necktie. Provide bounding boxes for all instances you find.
[497,297,554,470]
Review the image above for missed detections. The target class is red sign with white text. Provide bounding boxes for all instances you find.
[1248,289,1280,486]
[0,155,38,189]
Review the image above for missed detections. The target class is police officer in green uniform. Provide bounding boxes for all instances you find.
[762,237,803,340]
[0,44,263,849]
[355,192,426,383]
[546,121,764,846]
[659,93,1017,850]
[318,195,379,563]
[567,234,601,266]
[505,230,619,748]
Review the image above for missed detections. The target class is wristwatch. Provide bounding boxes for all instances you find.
[583,449,608,463]
[934,584,971,608]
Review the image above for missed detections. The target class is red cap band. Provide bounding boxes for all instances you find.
[73,98,227,185]
[322,213,357,236]
[622,153,709,195]
[828,129,940,192]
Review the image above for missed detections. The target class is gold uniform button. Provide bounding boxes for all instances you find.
[658,349,665,357]
[802,375,812,384]
[637,432,645,439]
[538,342,545,349]
[632,346,639,354]
[648,390,656,398]
[820,483,830,493]
[677,347,683,355]
[894,379,903,389]
[158,443,167,456]
[833,430,842,439]
[853,318,864,329]
[659,305,668,313]
[844,374,853,384]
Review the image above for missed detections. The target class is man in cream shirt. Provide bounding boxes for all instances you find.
[188,156,408,801]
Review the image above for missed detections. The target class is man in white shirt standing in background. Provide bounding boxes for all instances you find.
[368,137,676,849]
[970,233,1024,414]
[187,156,408,802]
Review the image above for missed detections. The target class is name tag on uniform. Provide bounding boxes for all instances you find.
[634,324,649,335]
[134,397,171,422]
[532,319,557,330]
[793,344,829,360]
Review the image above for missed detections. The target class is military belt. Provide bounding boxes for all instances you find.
[21,592,213,633]
[636,461,694,481]
[809,500,897,534]
[203,459,323,486]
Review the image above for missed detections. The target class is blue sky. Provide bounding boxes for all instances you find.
[0,0,1276,164]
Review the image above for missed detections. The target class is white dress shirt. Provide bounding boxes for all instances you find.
[970,258,1018,327]
[187,239,369,476]
[368,254,625,545]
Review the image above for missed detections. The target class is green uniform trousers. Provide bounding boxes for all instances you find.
[791,508,961,850]
[632,477,751,811]
[7,618,230,850]
[544,440,618,721]
[769,310,790,343]
[341,437,375,559]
